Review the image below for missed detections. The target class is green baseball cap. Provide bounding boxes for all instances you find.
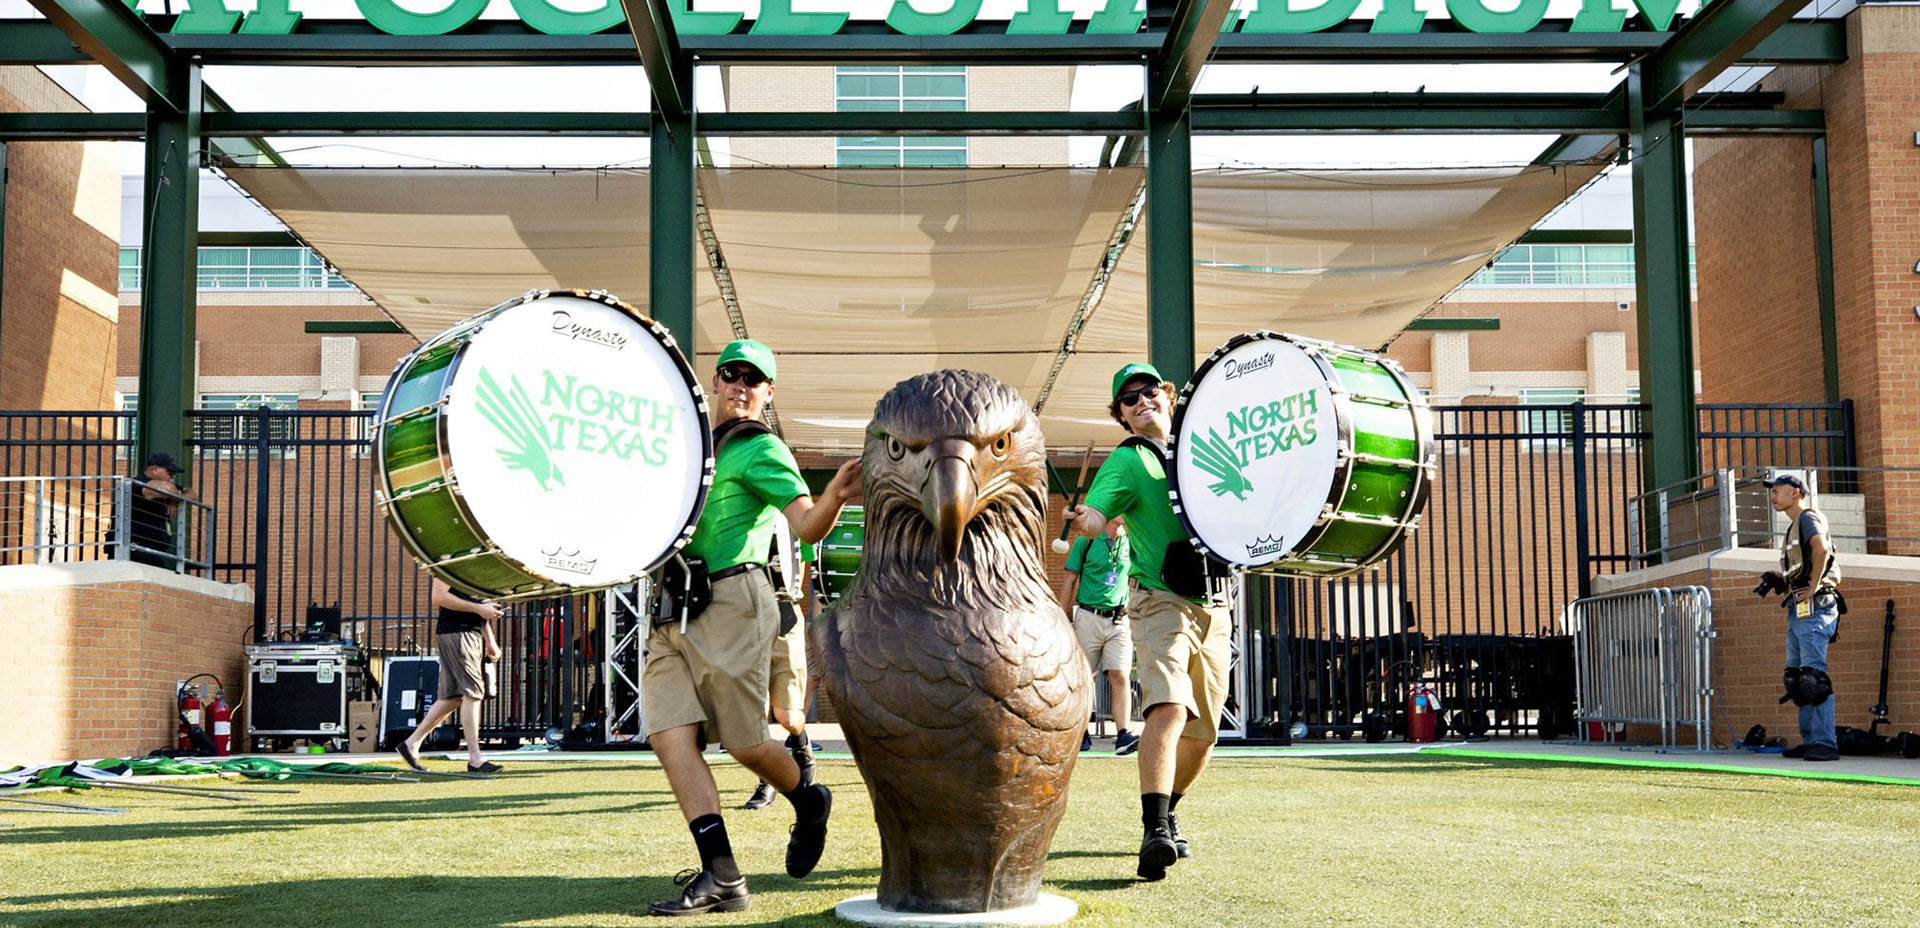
[717,339,777,382]
[1111,362,1162,400]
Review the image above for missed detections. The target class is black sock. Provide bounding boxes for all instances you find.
[688,814,741,882]
[1168,792,1183,812]
[1141,793,1170,832]
[784,781,825,821]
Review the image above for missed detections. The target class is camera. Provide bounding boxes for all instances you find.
[1753,570,1788,599]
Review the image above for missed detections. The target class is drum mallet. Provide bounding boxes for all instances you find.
[1051,442,1098,555]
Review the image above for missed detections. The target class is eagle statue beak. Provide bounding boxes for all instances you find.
[922,437,979,562]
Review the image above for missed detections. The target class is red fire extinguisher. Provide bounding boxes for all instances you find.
[1406,682,1441,744]
[206,688,232,756]
[177,685,204,751]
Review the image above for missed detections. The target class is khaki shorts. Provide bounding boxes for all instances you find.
[1130,584,1231,743]
[1072,605,1134,676]
[769,609,807,714]
[435,629,486,701]
[643,571,778,752]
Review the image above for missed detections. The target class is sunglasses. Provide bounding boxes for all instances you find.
[717,365,768,387]
[1118,384,1163,408]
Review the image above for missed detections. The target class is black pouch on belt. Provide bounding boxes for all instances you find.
[1161,539,1229,601]
[651,555,713,627]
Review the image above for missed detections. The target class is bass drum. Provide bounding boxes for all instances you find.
[1167,331,1434,578]
[375,289,713,602]
[816,505,864,602]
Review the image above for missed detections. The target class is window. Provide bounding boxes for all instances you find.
[1518,388,1584,448]
[1466,243,1697,287]
[117,246,353,292]
[117,394,139,458]
[835,65,967,168]
[194,393,300,456]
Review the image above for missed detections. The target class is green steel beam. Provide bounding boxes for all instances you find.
[134,63,204,478]
[25,1,185,112]
[1152,0,1236,114]
[1626,64,1699,508]
[203,86,290,169]
[305,321,405,335]
[1519,229,1632,245]
[650,108,696,359]
[0,113,147,140]
[618,0,690,122]
[0,18,1849,68]
[1685,108,1823,135]
[0,142,7,364]
[1645,0,1805,114]
[1811,137,1840,406]
[1406,318,1500,331]
[1146,107,1195,389]
[702,111,1138,136]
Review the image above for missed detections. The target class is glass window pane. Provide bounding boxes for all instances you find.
[837,148,903,168]
[838,99,899,113]
[903,147,967,167]
[903,98,965,112]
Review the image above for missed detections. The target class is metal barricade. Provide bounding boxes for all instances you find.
[1566,585,1717,752]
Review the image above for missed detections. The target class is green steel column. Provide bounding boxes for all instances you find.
[1626,64,1699,505]
[0,142,8,366]
[1810,136,1840,405]
[650,104,696,360]
[1146,107,1195,387]
[134,62,202,476]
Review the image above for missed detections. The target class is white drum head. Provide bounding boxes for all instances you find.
[1171,334,1341,569]
[442,293,707,588]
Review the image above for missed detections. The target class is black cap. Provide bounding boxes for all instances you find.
[1762,472,1807,493]
[144,452,179,474]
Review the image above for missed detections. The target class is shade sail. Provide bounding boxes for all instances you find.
[222,162,1600,454]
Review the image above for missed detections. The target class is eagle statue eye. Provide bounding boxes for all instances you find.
[989,434,1010,459]
[886,435,906,461]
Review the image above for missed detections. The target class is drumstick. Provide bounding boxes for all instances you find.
[1051,442,1097,555]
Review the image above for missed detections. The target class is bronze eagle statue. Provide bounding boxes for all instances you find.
[815,370,1092,914]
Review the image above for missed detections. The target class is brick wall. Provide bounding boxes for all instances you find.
[1693,7,1920,552]
[0,562,253,763]
[0,68,122,412]
[1595,548,1920,748]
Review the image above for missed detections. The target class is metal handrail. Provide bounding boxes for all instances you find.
[1628,465,1920,564]
[0,475,214,575]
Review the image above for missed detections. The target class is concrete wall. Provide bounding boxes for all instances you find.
[0,67,123,412]
[0,562,253,763]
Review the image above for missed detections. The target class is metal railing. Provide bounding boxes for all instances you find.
[1630,465,1920,564]
[0,402,1853,743]
[1566,586,1717,753]
[0,475,213,575]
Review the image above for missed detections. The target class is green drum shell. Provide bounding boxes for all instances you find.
[1283,349,1431,574]
[376,316,567,601]
[817,506,864,599]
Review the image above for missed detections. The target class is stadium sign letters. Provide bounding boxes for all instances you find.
[152,0,1689,39]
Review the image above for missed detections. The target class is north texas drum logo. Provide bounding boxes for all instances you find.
[474,367,684,491]
[1186,387,1323,501]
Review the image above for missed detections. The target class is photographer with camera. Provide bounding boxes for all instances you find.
[1754,472,1843,762]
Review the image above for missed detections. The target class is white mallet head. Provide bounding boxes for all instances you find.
[1050,537,1071,555]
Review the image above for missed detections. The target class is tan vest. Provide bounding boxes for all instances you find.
[1780,508,1840,591]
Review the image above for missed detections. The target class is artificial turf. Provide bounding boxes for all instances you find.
[3,750,1918,927]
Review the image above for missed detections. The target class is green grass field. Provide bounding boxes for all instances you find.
[4,751,1919,927]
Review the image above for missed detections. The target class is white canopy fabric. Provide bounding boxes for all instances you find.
[223,162,1601,454]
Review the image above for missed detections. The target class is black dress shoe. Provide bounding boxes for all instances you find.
[1167,811,1191,859]
[1783,743,1813,758]
[1137,826,1178,881]
[740,781,777,810]
[786,783,833,878]
[648,869,749,916]
[1804,744,1841,762]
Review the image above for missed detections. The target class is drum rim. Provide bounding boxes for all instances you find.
[1167,330,1357,572]
[374,287,716,602]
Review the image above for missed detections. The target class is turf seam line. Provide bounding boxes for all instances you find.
[1421,748,1920,786]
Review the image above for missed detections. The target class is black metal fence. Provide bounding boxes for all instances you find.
[1241,400,1855,742]
[1,401,1856,745]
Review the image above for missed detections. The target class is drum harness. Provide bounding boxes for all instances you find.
[1116,436,1233,604]
[651,417,785,633]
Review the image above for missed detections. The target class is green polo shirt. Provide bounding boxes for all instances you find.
[1081,440,1184,597]
[683,431,809,572]
[1066,532,1131,610]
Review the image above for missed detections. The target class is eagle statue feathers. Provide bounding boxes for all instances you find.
[815,369,1092,914]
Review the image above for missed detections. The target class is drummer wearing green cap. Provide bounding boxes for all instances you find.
[1064,361,1230,884]
[643,338,862,916]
